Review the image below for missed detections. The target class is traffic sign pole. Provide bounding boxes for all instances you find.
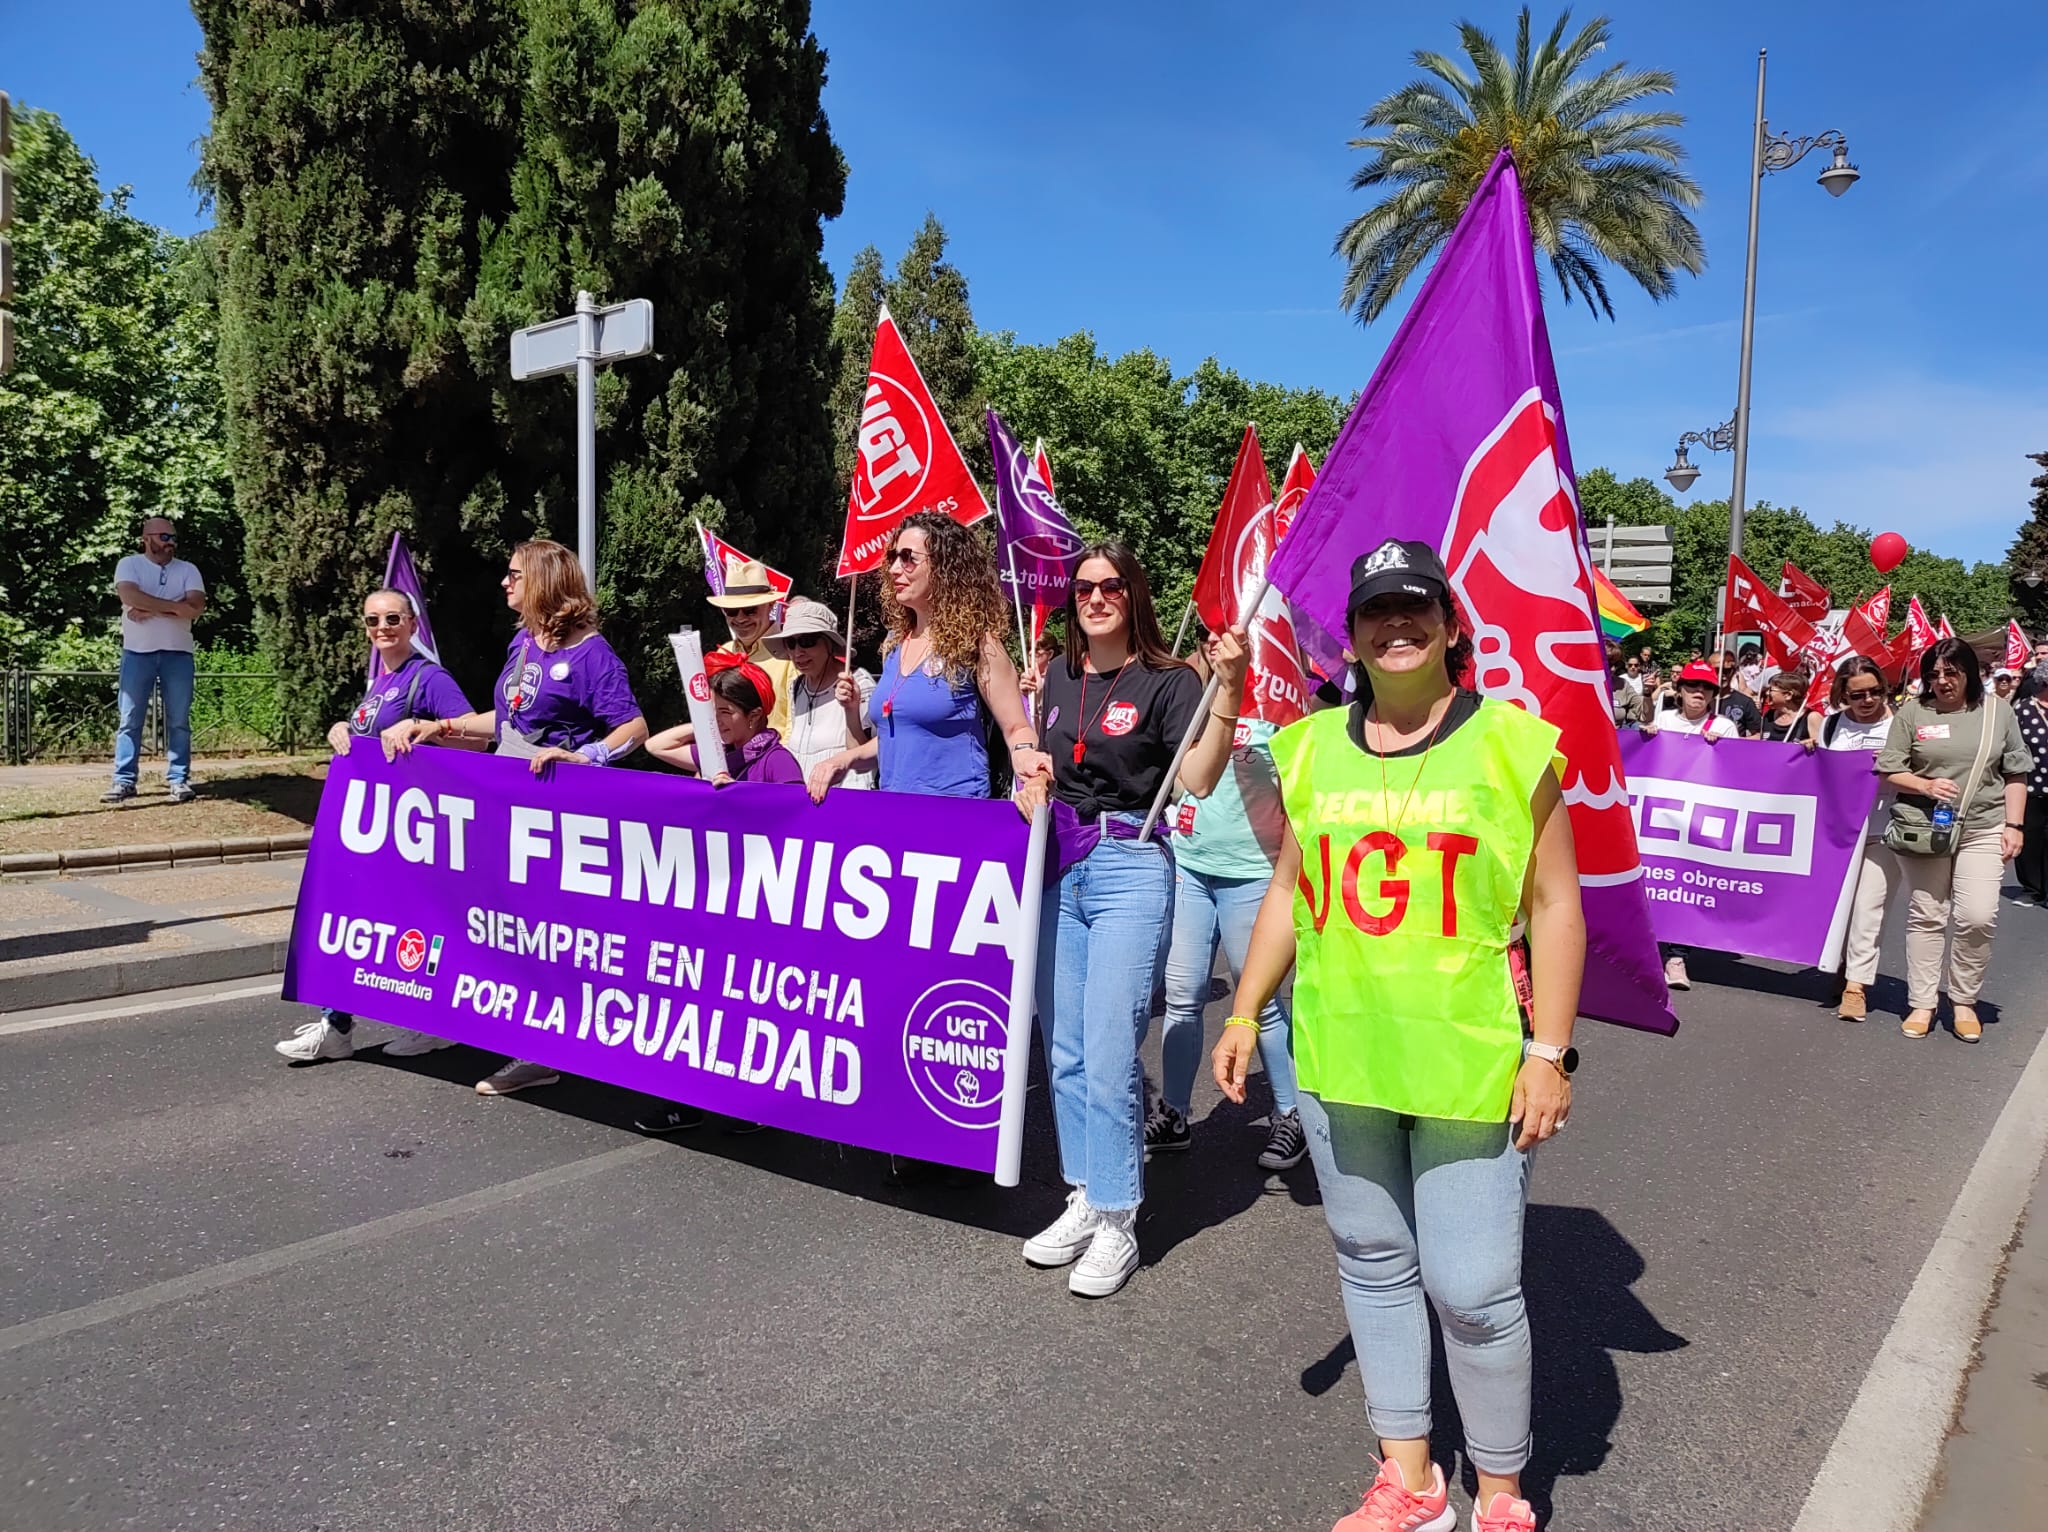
[575,291,599,595]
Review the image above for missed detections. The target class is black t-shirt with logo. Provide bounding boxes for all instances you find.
[1039,657,1204,817]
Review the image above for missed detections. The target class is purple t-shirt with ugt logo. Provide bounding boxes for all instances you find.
[496,630,642,752]
[350,657,473,737]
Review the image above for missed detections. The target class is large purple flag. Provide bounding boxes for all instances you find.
[1269,149,1675,1033]
[368,533,441,682]
[1616,732,1877,968]
[987,407,1083,641]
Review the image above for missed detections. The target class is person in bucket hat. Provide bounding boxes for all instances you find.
[766,596,875,789]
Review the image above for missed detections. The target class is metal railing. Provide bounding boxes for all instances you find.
[2,669,300,764]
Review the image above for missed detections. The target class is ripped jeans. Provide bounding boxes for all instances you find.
[1299,1092,1534,1476]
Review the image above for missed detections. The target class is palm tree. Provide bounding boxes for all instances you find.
[1336,8,1705,324]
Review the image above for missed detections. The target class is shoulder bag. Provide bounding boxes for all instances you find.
[1883,698,2000,857]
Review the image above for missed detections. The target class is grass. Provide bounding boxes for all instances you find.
[0,758,329,855]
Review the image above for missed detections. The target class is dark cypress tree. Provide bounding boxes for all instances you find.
[826,243,886,503]
[884,214,979,458]
[195,0,524,730]
[473,0,847,720]
[2009,452,2048,634]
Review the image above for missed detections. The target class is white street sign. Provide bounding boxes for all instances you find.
[510,298,654,381]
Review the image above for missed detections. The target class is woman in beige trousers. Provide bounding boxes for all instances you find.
[1875,639,2032,1041]
[1824,658,1898,1021]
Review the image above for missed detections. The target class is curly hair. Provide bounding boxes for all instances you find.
[513,539,597,648]
[877,512,1006,682]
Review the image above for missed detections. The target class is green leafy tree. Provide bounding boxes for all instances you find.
[471,0,848,721]
[2007,452,2048,635]
[885,214,979,457]
[0,108,243,660]
[197,0,525,732]
[1336,7,1705,324]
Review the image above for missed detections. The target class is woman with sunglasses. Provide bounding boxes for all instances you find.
[1824,657,1899,1021]
[275,587,477,1063]
[767,597,875,789]
[1013,542,1247,1299]
[388,539,649,1094]
[808,512,1048,801]
[1875,638,2031,1041]
[1215,540,1581,1532]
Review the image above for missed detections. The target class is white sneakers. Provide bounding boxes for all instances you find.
[275,1019,353,1062]
[381,1028,454,1057]
[1022,1189,1140,1297]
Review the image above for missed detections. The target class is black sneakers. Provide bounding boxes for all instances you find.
[632,1103,706,1134]
[1143,1102,1191,1159]
[1258,1109,1308,1171]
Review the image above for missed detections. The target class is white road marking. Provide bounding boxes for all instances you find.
[1791,1016,2048,1532]
[0,980,283,1036]
[0,1141,666,1356]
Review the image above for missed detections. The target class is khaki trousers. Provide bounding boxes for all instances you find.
[1842,839,1899,988]
[1898,821,2006,1008]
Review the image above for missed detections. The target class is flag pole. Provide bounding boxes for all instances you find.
[842,573,859,664]
[1138,572,1269,842]
[1170,599,1197,658]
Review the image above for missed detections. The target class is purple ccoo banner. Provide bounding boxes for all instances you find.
[284,750,1047,1181]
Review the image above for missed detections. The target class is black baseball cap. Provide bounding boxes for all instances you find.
[1346,539,1450,617]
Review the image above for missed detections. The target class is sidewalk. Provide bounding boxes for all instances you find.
[1917,1158,2048,1530]
[0,860,302,1011]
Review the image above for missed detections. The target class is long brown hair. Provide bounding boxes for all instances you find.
[878,512,1006,682]
[513,539,597,648]
[1062,541,1180,672]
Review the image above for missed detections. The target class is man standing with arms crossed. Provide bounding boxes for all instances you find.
[104,516,206,804]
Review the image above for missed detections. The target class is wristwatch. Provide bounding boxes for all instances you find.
[1526,1041,1579,1076]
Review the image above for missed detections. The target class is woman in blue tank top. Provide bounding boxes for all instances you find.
[809,512,1049,799]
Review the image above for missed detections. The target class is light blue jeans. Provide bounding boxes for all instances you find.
[113,649,195,786]
[1300,1092,1534,1476]
[1161,864,1296,1117]
[1036,824,1175,1212]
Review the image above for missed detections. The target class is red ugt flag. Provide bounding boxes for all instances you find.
[1191,426,1308,725]
[2007,620,2031,672]
[837,305,989,577]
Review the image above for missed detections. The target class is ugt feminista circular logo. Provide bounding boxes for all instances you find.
[901,979,1008,1131]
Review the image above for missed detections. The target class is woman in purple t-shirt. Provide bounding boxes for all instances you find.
[277,586,480,1064]
[389,540,648,1096]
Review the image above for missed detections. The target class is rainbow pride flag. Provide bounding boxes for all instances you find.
[1593,566,1648,642]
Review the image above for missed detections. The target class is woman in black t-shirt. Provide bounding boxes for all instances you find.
[1014,541,1246,1298]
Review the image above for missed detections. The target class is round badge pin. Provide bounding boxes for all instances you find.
[549,661,571,681]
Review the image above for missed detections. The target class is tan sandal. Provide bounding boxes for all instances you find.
[1902,1009,1934,1039]
[1838,983,1867,1022]
[1953,1005,1982,1043]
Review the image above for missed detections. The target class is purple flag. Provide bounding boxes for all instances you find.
[368,533,441,682]
[283,749,1047,1181]
[987,407,1083,640]
[1617,732,1878,968]
[1268,149,1675,1033]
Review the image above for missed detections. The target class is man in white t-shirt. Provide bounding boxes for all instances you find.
[105,517,207,803]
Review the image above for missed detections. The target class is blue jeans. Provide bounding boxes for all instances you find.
[1161,864,1296,1117]
[1300,1092,1534,1476]
[1036,825,1175,1212]
[114,649,195,786]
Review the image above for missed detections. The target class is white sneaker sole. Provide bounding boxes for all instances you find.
[1022,1231,1095,1269]
[1067,1248,1139,1298]
[275,1036,351,1062]
[475,1071,559,1096]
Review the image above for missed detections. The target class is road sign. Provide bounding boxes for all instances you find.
[509,292,655,592]
[510,297,653,381]
[1593,519,1674,607]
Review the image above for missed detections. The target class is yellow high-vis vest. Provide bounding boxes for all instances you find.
[1270,697,1563,1123]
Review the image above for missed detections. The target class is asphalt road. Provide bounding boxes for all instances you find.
[5,894,2047,1532]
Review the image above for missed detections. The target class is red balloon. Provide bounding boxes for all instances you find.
[1870,532,1909,572]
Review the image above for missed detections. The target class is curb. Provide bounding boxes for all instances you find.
[0,835,311,881]
[0,938,291,1015]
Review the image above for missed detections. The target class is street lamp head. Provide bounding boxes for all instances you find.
[1664,444,1701,495]
[2023,569,2045,590]
[1817,143,1860,197]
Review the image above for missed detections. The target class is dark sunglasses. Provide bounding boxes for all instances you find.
[147,533,178,545]
[504,568,525,582]
[885,547,923,568]
[1072,577,1130,601]
[784,633,829,650]
[362,613,409,629]
[1844,686,1884,701]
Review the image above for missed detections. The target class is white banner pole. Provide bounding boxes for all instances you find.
[994,803,1050,1188]
[1137,572,1270,842]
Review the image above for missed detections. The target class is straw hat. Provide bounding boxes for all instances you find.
[765,597,845,660]
[708,556,782,610]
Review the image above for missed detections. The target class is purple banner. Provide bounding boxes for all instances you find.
[1615,732,1879,967]
[987,407,1082,615]
[284,750,1046,1181]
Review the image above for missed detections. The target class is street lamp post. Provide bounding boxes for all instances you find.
[1665,415,1736,495]
[1726,47,1859,559]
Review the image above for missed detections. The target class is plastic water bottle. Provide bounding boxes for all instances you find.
[1933,801,1956,834]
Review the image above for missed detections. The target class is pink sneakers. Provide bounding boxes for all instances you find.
[1333,1458,1456,1532]
[1472,1492,1537,1531]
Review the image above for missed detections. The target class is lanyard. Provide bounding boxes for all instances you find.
[1072,662,1130,766]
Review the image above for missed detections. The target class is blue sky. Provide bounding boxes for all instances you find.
[12,1,2047,564]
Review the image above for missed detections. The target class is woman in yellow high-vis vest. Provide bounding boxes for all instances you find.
[1216,539,1585,1532]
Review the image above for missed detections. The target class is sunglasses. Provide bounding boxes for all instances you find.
[885,548,923,568]
[504,568,525,582]
[363,613,409,630]
[784,633,829,650]
[147,533,178,545]
[1844,686,1884,701]
[1931,668,1965,682]
[1072,577,1130,601]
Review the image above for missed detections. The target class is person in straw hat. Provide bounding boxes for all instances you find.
[648,554,797,770]
[765,596,876,789]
